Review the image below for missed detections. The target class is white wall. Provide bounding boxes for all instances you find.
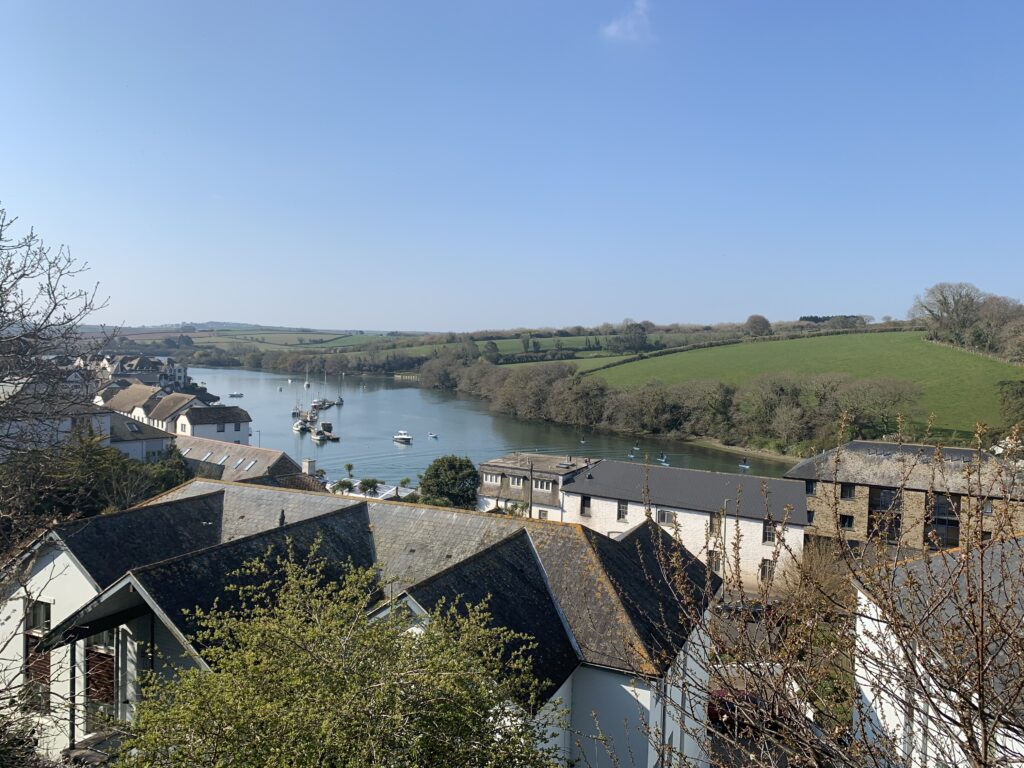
[560,492,803,592]
[570,664,653,768]
[0,542,99,758]
[176,417,250,445]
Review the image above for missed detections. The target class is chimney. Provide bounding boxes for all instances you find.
[302,458,316,476]
[278,509,285,527]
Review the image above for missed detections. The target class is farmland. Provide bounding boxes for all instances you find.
[589,332,1023,432]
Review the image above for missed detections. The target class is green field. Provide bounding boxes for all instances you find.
[506,354,637,371]
[590,332,1024,432]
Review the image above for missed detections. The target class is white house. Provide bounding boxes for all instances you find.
[854,537,1024,767]
[99,383,206,433]
[107,413,173,462]
[7,479,720,765]
[477,453,599,519]
[174,405,251,444]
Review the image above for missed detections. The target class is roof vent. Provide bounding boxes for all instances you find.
[586,472,593,480]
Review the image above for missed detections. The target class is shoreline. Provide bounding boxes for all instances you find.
[686,437,797,465]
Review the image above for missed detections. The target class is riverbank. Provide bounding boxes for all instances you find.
[686,437,798,466]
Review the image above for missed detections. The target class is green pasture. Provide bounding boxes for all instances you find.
[590,332,1023,432]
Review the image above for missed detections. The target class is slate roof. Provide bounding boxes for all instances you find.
[174,436,301,482]
[146,393,199,422]
[785,441,1021,499]
[48,479,717,679]
[563,460,809,526]
[482,452,599,478]
[407,529,581,697]
[108,412,173,443]
[180,405,251,425]
[102,383,162,414]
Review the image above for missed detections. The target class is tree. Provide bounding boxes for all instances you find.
[344,462,354,478]
[643,426,1024,768]
[998,380,1024,429]
[116,553,562,768]
[419,455,479,509]
[910,282,985,345]
[357,477,381,495]
[482,340,501,364]
[744,314,773,337]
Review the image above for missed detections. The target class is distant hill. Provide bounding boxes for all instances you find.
[589,331,1024,434]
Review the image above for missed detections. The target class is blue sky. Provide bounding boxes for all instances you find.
[3,1,1021,331]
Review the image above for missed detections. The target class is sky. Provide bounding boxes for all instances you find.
[2,1,1022,332]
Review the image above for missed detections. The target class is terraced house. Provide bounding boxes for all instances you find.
[786,441,1024,550]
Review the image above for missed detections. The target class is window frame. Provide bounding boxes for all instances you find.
[759,558,775,583]
[216,422,226,433]
[532,478,553,493]
[762,519,776,543]
[580,495,591,517]
[839,514,854,530]
[805,480,817,496]
[509,476,523,488]
[23,600,52,715]
[707,549,722,574]
[840,483,856,500]
[657,509,677,525]
[616,500,629,521]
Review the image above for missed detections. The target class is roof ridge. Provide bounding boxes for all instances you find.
[128,500,368,576]
[140,477,331,504]
[577,526,656,673]
[57,488,226,527]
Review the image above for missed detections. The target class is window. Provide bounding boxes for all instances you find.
[869,486,902,512]
[616,500,628,521]
[234,422,241,432]
[926,493,961,550]
[868,510,902,544]
[216,422,226,433]
[709,509,725,539]
[179,423,186,432]
[840,483,856,500]
[707,549,722,573]
[983,500,993,516]
[483,472,500,485]
[657,509,676,525]
[536,509,548,520]
[24,601,51,714]
[759,558,775,583]
[840,514,854,530]
[762,519,776,543]
[509,476,523,488]
[580,496,591,517]
[807,510,815,525]
[533,479,552,492]
[805,480,817,496]
[85,631,116,734]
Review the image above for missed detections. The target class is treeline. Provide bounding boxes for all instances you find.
[911,282,1024,362]
[419,357,922,455]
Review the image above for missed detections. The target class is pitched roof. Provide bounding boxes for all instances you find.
[101,383,162,414]
[785,441,1021,499]
[407,529,580,697]
[146,393,199,422]
[174,436,301,481]
[108,412,173,443]
[53,483,359,588]
[563,460,808,525]
[51,480,715,678]
[180,405,251,425]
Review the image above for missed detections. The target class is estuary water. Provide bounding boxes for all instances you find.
[191,367,794,485]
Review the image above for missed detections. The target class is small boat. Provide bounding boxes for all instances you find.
[738,457,751,471]
[633,442,640,450]
[428,432,438,439]
[278,386,283,392]
[579,438,586,445]
[393,430,413,444]
[292,420,310,433]
[228,392,243,398]
[335,395,344,406]
[627,452,635,459]
[311,429,328,444]
[320,422,340,442]
[312,397,333,410]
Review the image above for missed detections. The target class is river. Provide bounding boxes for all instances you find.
[191,367,794,485]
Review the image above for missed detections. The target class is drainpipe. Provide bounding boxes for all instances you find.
[528,461,534,517]
[68,642,76,749]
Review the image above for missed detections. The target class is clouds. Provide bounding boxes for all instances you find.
[601,0,651,42]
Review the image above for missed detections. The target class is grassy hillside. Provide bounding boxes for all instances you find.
[590,332,1023,432]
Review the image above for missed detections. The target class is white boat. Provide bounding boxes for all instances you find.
[393,430,413,444]
[312,397,333,409]
[292,420,310,433]
[228,392,243,398]
[428,432,438,439]
[320,422,340,441]
[311,429,328,444]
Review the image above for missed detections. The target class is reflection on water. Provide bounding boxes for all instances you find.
[191,367,794,485]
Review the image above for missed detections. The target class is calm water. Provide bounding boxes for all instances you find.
[192,367,794,485]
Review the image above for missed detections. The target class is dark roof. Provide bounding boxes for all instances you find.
[407,529,580,697]
[563,460,808,525]
[785,441,1020,498]
[53,480,715,678]
[174,436,300,481]
[180,405,251,425]
[132,505,376,648]
[242,472,327,492]
[108,412,173,443]
[54,484,358,588]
